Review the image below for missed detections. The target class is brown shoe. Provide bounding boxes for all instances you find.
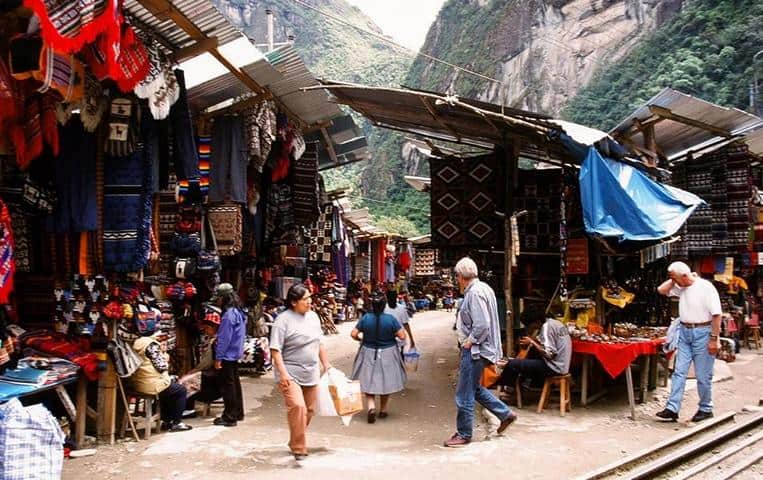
[443,433,471,448]
[497,412,517,434]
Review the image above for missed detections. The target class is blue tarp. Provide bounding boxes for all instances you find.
[579,147,705,242]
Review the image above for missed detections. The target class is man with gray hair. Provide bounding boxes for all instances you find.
[655,261,722,423]
[444,257,516,447]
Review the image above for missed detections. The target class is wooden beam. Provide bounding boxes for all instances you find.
[198,92,271,120]
[618,116,666,139]
[320,127,339,165]
[648,105,732,137]
[171,36,219,63]
[420,97,461,141]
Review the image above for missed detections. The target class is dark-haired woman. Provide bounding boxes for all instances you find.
[270,283,332,461]
[212,283,246,427]
[351,292,407,423]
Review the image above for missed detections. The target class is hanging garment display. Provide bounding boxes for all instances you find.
[0,199,16,304]
[430,153,504,248]
[206,203,243,256]
[13,90,59,169]
[48,118,97,233]
[209,115,247,203]
[23,0,119,53]
[308,204,334,263]
[292,141,320,226]
[169,69,200,182]
[105,96,140,157]
[196,135,211,198]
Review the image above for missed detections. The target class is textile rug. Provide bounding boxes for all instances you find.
[308,204,334,263]
[292,141,320,226]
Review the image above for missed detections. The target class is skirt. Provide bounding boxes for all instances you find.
[351,345,407,395]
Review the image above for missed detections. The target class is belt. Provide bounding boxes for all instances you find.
[681,321,712,328]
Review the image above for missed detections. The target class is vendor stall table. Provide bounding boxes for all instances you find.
[0,374,87,447]
[573,338,665,419]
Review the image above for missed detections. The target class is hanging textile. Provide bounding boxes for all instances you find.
[48,118,97,233]
[0,200,16,304]
[332,207,348,286]
[292,141,320,226]
[169,69,200,182]
[209,115,247,203]
[23,0,119,53]
[430,153,504,248]
[308,204,333,263]
[196,135,211,198]
[11,89,59,170]
[102,111,154,272]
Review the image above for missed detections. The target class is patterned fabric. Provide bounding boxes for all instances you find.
[292,141,320,226]
[9,209,31,273]
[207,203,243,256]
[102,143,153,272]
[430,154,504,247]
[105,96,140,157]
[0,200,16,304]
[197,135,211,197]
[0,398,65,480]
[265,183,295,245]
[243,100,276,172]
[514,169,563,252]
[308,204,334,263]
[23,0,117,53]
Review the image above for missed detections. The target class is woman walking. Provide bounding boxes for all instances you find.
[213,284,246,427]
[351,291,407,423]
[270,283,332,460]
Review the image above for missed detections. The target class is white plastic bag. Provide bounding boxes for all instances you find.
[316,373,338,417]
[665,317,680,352]
[403,347,421,372]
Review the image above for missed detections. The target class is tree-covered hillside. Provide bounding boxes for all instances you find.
[563,0,763,129]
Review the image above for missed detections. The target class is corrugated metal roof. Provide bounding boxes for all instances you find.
[124,0,242,53]
[304,115,370,170]
[610,88,763,160]
[744,128,763,157]
[404,176,431,192]
[186,59,282,112]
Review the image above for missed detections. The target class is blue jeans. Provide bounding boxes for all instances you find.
[456,349,512,439]
[666,325,714,414]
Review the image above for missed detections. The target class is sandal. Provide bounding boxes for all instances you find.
[367,408,376,424]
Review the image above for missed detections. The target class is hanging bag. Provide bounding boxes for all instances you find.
[197,211,221,273]
[206,202,243,256]
[106,336,142,378]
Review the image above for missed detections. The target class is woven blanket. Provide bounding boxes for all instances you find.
[197,135,211,197]
[23,0,118,53]
[308,204,334,263]
[292,141,319,226]
[430,154,504,248]
[19,330,99,380]
[102,146,152,272]
[0,200,16,304]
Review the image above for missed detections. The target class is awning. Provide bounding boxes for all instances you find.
[579,147,705,242]
[304,115,370,170]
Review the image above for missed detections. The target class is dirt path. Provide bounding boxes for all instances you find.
[63,310,763,480]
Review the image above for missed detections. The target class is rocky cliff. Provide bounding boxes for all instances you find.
[408,0,684,116]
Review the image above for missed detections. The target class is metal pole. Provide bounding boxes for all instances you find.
[266,9,274,52]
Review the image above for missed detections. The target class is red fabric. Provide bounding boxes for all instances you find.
[23,0,119,54]
[0,200,16,304]
[20,331,100,380]
[375,239,386,283]
[572,338,664,379]
[699,256,715,274]
[398,251,411,272]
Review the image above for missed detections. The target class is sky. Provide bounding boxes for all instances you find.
[344,0,446,51]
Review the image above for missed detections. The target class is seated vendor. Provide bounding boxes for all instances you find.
[495,310,572,388]
[185,306,223,414]
[131,322,192,432]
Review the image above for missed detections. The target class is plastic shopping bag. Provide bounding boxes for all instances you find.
[403,347,421,372]
[327,367,363,417]
[316,373,338,417]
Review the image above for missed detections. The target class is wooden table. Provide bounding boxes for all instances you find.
[573,339,665,419]
[0,374,88,446]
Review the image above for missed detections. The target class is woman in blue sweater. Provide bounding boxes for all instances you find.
[212,283,246,427]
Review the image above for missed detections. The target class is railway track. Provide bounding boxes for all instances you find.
[576,410,763,480]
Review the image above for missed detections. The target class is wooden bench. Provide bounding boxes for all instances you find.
[119,391,161,440]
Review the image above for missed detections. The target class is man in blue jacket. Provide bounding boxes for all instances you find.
[213,283,246,426]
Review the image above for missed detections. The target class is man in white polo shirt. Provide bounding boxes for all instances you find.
[655,261,722,423]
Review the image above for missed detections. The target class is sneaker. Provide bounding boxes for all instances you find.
[182,409,197,419]
[169,421,193,432]
[496,412,517,434]
[655,408,678,422]
[690,410,713,423]
[443,433,471,448]
[213,417,237,427]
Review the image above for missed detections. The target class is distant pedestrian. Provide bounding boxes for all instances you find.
[444,257,516,447]
[270,283,332,460]
[655,261,721,423]
[351,291,407,423]
[212,283,246,427]
[384,289,416,351]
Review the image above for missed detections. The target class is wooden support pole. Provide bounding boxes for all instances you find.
[503,140,518,356]
[96,353,117,444]
[75,375,87,447]
[648,105,732,137]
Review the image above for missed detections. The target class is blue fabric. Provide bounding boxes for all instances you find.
[579,147,705,241]
[455,348,511,439]
[356,313,401,349]
[666,325,715,414]
[216,308,246,361]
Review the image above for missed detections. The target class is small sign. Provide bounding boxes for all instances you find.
[566,238,589,275]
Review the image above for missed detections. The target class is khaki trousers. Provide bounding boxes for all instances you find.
[279,381,318,454]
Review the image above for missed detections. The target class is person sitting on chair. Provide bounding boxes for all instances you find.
[495,309,571,389]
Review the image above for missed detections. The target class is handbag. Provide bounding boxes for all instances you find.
[106,336,142,378]
[206,202,243,256]
[173,257,197,279]
[197,212,221,273]
[480,363,500,388]
[169,232,201,256]
[176,204,202,233]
